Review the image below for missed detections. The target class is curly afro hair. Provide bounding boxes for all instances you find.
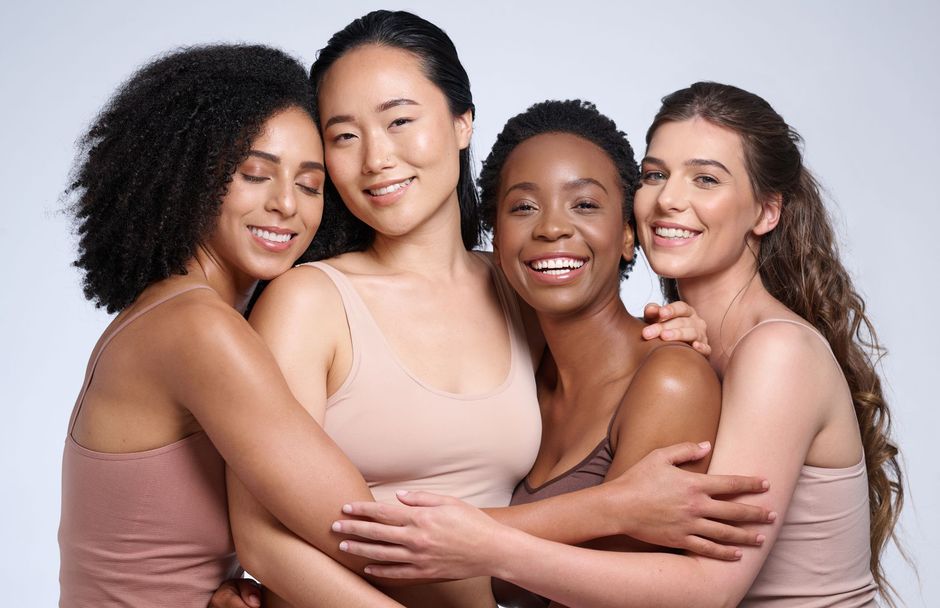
[478,99,640,278]
[68,44,316,313]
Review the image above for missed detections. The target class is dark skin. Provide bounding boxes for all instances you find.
[489,133,721,556]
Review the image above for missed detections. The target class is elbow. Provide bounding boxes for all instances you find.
[230,522,268,583]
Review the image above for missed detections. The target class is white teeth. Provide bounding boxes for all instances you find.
[249,227,293,243]
[368,177,414,196]
[654,227,697,239]
[529,257,586,272]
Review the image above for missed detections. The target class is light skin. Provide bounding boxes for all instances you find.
[221,48,770,608]
[333,116,865,608]
[71,107,408,608]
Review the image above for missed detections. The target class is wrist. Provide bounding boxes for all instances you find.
[490,525,533,582]
[599,480,639,538]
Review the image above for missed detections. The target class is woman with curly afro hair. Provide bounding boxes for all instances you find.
[60,44,404,608]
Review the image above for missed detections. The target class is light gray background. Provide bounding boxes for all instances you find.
[2,1,936,605]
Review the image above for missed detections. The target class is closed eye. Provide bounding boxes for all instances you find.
[241,174,269,183]
[297,184,322,196]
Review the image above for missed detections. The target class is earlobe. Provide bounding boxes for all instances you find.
[454,109,473,150]
[753,194,782,236]
[622,224,636,262]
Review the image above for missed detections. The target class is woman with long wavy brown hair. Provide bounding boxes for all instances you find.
[334,82,904,607]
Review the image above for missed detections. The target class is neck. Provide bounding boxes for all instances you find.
[677,253,771,374]
[537,286,642,397]
[367,192,473,279]
[189,248,257,314]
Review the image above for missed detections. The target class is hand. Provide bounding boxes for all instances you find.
[332,491,504,580]
[610,442,776,560]
[642,301,711,356]
[207,578,262,608]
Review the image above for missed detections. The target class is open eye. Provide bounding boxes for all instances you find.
[509,200,537,214]
[389,117,413,128]
[641,170,666,183]
[574,199,600,210]
[694,174,720,187]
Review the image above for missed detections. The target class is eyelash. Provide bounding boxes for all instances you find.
[509,201,536,213]
[241,174,268,183]
[695,175,719,186]
[298,184,322,196]
[390,117,412,128]
[574,199,599,210]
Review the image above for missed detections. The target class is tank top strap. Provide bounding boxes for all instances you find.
[298,261,375,348]
[473,252,525,357]
[728,318,839,366]
[68,284,214,434]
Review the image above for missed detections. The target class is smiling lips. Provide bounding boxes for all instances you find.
[248,225,297,252]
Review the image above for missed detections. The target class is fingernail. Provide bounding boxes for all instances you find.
[767,511,777,522]
[339,541,349,551]
[755,534,765,545]
[342,504,352,514]
[396,489,409,497]
[642,327,654,338]
[364,566,373,575]
[761,480,770,490]
[698,441,710,449]
[734,549,743,559]
[332,521,342,532]
[249,594,261,607]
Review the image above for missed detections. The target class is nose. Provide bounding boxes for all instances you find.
[655,176,689,213]
[533,204,574,241]
[266,177,298,217]
[361,131,395,175]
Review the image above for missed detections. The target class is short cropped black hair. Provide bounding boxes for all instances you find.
[478,100,639,277]
[68,44,315,313]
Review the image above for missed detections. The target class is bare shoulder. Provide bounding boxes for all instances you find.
[726,320,836,381]
[631,343,719,395]
[251,263,345,327]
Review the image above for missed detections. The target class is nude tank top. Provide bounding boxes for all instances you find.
[735,320,877,607]
[59,286,241,608]
[306,257,542,508]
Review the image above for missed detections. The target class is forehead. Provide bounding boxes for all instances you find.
[647,118,745,166]
[501,132,620,189]
[252,107,322,152]
[318,45,439,112]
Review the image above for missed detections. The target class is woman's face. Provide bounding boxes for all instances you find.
[634,117,772,282]
[493,132,632,317]
[205,106,325,281]
[317,44,472,239]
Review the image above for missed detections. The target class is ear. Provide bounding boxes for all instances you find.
[621,223,636,263]
[753,193,782,236]
[453,109,473,151]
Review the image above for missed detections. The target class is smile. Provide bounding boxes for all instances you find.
[249,226,295,244]
[527,257,586,275]
[367,177,415,196]
[654,226,700,240]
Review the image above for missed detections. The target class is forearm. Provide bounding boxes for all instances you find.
[486,482,628,544]
[239,518,403,608]
[493,526,736,608]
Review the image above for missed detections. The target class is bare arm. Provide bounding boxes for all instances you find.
[338,324,831,608]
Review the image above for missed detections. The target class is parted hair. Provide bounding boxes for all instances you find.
[68,44,315,313]
[478,99,639,277]
[304,10,480,262]
[648,81,904,603]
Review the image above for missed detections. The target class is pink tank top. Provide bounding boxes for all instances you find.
[736,320,877,607]
[307,257,542,507]
[59,286,241,608]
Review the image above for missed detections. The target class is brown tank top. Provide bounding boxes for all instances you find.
[307,256,542,508]
[59,286,241,607]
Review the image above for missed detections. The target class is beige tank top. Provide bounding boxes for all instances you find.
[59,286,241,607]
[307,256,542,507]
[736,319,877,607]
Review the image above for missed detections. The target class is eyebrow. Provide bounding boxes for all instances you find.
[247,150,324,172]
[642,155,731,175]
[503,177,608,197]
[564,177,608,194]
[324,98,419,129]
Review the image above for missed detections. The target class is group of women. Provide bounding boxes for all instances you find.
[58,9,903,608]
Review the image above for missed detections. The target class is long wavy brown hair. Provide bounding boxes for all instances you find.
[648,82,904,602]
